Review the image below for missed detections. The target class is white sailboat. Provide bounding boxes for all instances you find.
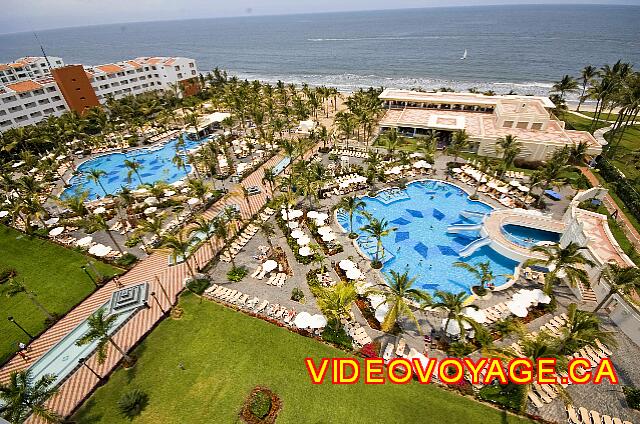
[460,49,467,60]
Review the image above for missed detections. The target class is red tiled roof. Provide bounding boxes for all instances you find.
[6,80,43,93]
[96,64,123,74]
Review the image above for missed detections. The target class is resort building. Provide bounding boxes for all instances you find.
[0,56,199,132]
[378,89,603,161]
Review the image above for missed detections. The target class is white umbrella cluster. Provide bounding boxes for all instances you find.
[262,259,278,272]
[340,259,364,280]
[506,288,551,318]
[49,227,65,237]
[413,160,432,169]
[281,208,303,220]
[316,224,336,242]
[294,312,327,329]
[88,243,112,257]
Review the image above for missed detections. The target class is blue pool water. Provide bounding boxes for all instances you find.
[502,224,560,248]
[336,180,518,295]
[61,134,207,200]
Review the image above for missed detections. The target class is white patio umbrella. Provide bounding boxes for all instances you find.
[262,260,278,272]
[531,289,551,304]
[286,221,299,230]
[49,226,65,237]
[509,180,521,187]
[144,196,158,205]
[308,314,328,329]
[289,209,304,219]
[339,181,350,189]
[44,217,60,226]
[317,226,332,235]
[132,188,149,195]
[496,185,510,194]
[291,229,305,239]
[518,186,530,192]
[410,152,424,158]
[463,307,487,324]
[346,268,363,280]
[487,181,499,190]
[375,303,390,323]
[11,161,25,168]
[187,197,200,205]
[315,212,328,221]
[506,300,529,318]
[297,235,311,245]
[321,232,336,242]
[441,318,472,336]
[314,218,327,226]
[339,259,356,270]
[163,190,176,197]
[299,246,313,256]
[413,160,429,169]
[89,243,112,257]
[171,180,186,187]
[307,211,319,219]
[56,155,67,161]
[144,206,158,215]
[294,311,313,328]
[93,206,107,214]
[76,236,93,247]
[0,211,9,218]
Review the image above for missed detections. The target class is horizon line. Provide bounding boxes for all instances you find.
[2,2,639,36]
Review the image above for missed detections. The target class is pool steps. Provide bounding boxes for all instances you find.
[446,223,483,233]
[460,210,487,219]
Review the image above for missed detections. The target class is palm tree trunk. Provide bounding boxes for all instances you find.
[108,337,133,363]
[106,230,125,255]
[135,170,143,185]
[594,290,615,312]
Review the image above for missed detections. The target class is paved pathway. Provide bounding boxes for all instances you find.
[579,166,640,248]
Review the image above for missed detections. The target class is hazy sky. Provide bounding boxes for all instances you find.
[2,0,640,34]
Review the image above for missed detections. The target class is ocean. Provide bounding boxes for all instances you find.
[1,5,639,100]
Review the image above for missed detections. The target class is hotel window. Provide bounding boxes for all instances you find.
[151,66,157,70]
[34,89,44,95]
[174,66,180,71]
[0,110,6,116]
[24,102,36,108]
[46,87,56,92]
[189,62,194,68]
[516,122,528,129]
[18,92,31,98]
[15,115,28,122]
[177,73,183,79]
[502,120,514,128]
[531,123,543,130]
[52,95,61,101]
[3,96,17,103]
[30,111,42,117]
[0,120,11,126]
[55,105,65,111]
[9,105,23,112]
[44,107,54,113]
[191,70,196,76]
[38,99,50,105]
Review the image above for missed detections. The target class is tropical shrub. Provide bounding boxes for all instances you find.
[623,386,640,410]
[478,384,526,412]
[186,278,210,295]
[0,267,17,284]
[227,266,248,282]
[117,388,149,419]
[597,156,640,222]
[290,287,305,302]
[115,253,138,267]
[249,390,271,419]
[321,324,353,350]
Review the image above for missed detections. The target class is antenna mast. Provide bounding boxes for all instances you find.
[33,32,53,71]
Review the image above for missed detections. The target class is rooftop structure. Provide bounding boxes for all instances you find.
[378,89,602,161]
[0,56,199,132]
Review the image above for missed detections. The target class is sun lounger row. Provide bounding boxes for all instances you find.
[343,320,372,348]
[567,405,633,424]
[204,284,298,324]
[481,302,510,323]
[504,170,526,179]
[331,149,368,158]
[266,272,288,287]
[221,223,260,262]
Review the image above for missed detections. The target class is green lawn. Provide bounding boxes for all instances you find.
[73,295,532,424]
[579,111,619,122]
[556,111,610,132]
[0,225,121,364]
[604,125,640,180]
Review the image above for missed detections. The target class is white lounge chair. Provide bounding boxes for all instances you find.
[566,405,580,424]
[528,392,544,409]
[382,343,394,362]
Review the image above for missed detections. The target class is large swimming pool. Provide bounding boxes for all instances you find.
[61,134,207,200]
[337,180,518,295]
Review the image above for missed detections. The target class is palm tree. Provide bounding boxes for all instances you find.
[172,154,187,175]
[430,290,479,342]
[360,216,396,268]
[524,242,595,294]
[577,65,597,112]
[0,370,60,424]
[317,282,357,334]
[569,141,589,165]
[557,303,616,355]
[59,190,89,217]
[453,260,503,295]
[495,134,521,175]
[5,278,54,321]
[594,263,640,312]
[382,128,400,158]
[75,307,133,365]
[87,168,108,196]
[138,215,165,242]
[161,233,197,278]
[262,167,277,195]
[87,214,125,255]
[211,216,235,268]
[552,74,579,103]
[124,159,143,185]
[446,129,470,164]
[371,270,430,333]
[336,195,365,238]
[188,216,216,253]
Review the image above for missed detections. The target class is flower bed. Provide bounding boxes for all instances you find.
[240,386,282,424]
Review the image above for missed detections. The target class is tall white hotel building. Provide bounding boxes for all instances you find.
[0,56,199,132]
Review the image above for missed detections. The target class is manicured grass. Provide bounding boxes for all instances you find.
[605,125,640,180]
[579,111,619,122]
[0,225,121,364]
[73,295,532,424]
[557,111,609,132]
